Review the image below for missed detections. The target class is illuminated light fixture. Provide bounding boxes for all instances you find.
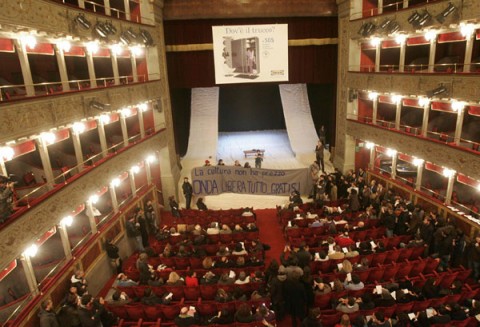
[100,115,110,124]
[110,43,122,55]
[386,148,397,157]
[138,103,148,112]
[460,23,475,37]
[140,29,154,46]
[119,31,131,46]
[412,158,424,166]
[451,100,465,112]
[130,46,143,57]
[103,21,117,35]
[89,194,99,204]
[111,178,121,187]
[121,107,131,117]
[367,91,379,100]
[436,2,457,24]
[0,146,14,161]
[417,10,432,27]
[72,122,86,134]
[21,34,37,49]
[477,184,480,192]
[365,142,375,149]
[407,11,421,25]
[370,37,381,47]
[61,215,73,227]
[94,22,109,39]
[391,94,402,104]
[146,155,156,163]
[418,97,430,107]
[426,85,448,98]
[424,30,437,42]
[131,165,140,174]
[24,244,38,258]
[442,168,455,178]
[74,13,91,30]
[85,41,99,54]
[99,114,110,124]
[40,132,56,145]
[395,34,407,44]
[58,40,71,52]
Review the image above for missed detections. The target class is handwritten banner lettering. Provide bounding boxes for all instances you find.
[191,166,310,196]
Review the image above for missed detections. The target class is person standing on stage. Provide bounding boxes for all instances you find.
[255,151,263,169]
[182,177,193,210]
[315,140,325,173]
[318,125,326,145]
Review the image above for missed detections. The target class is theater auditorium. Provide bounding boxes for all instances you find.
[0,0,479,326]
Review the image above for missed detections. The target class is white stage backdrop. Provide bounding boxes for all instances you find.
[212,24,289,84]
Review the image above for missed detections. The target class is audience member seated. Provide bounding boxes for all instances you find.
[175,306,199,327]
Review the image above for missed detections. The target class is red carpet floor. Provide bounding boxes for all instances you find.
[255,209,286,266]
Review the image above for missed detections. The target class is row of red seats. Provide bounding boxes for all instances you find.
[308,244,424,274]
[285,219,385,238]
[117,282,264,302]
[320,308,478,327]
[125,253,264,272]
[124,264,265,283]
[151,231,260,248]
[114,318,161,327]
[180,208,249,217]
[108,297,271,323]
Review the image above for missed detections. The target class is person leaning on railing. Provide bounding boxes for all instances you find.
[0,176,15,223]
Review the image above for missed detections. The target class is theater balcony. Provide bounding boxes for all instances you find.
[347,0,480,76]
[0,0,161,103]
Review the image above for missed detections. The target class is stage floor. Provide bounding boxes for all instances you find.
[179,130,331,210]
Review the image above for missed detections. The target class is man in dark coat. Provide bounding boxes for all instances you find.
[283,269,307,327]
[182,177,193,210]
[38,299,60,327]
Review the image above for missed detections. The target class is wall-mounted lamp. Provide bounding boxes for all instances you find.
[119,31,131,46]
[417,10,432,27]
[103,22,117,35]
[94,22,109,39]
[89,100,109,111]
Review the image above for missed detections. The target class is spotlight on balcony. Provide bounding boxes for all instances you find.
[94,22,109,39]
[126,28,138,42]
[417,10,432,27]
[380,19,392,30]
[388,22,401,34]
[74,13,91,30]
[119,31,131,46]
[358,22,376,37]
[436,2,457,24]
[103,21,117,35]
[89,100,110,111]
[407,11,421,25]
[426,85,448,98]
[140,29,154,47]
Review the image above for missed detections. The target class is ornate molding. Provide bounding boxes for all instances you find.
[163,0,337,20]
[0,81,163,143]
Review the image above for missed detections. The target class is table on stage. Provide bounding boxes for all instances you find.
[243,149,265,158]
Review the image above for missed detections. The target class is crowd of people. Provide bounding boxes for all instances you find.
[38,162,480,327]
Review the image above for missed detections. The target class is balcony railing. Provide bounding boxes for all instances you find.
[2,121,166,230]
[0,74,157,102]
[350,62,469,74]
[351,0,442,20]
[53,0,146,24]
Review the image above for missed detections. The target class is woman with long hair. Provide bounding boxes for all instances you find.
[335,314,351,327]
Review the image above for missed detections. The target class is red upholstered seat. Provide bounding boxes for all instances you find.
[183,287,201,302]
[125,304,146,320]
